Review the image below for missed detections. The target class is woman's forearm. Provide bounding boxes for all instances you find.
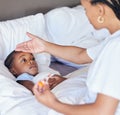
[51,100,98,115]
[44,41,92,64]
[50,94,118,115]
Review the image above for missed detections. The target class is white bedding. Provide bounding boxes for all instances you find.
[0,67,88,115]
[0,5,103,115]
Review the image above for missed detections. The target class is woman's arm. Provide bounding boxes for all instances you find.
[33,84,119,115]
[16,32,92,64]
[52,93,118,115]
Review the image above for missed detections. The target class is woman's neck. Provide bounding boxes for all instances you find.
[108,19,120,34]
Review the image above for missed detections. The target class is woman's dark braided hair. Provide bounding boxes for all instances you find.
[90,0,120,20]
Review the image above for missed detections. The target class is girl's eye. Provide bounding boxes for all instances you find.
[21,58,27,63]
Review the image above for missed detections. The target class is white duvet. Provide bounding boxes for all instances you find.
[0,67,88,115]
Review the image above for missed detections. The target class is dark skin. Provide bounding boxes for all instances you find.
[17,80,35,94]
[48,74,66,90]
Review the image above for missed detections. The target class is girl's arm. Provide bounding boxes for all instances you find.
[17,80,34,94]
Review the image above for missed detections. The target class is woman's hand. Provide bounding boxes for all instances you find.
[15,32,46,53]
[33,82,58,108]
[48,75,66,90]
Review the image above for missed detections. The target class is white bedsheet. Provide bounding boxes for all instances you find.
[0,67,88,115]
[0,75,49,115]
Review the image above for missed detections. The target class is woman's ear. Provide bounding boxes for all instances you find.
[97,4,105,16]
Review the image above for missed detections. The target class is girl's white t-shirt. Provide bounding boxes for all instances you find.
[86,30,120,115]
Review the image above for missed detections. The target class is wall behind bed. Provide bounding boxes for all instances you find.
[0,0,80,21]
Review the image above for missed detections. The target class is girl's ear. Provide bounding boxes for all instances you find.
[10,68,17,76]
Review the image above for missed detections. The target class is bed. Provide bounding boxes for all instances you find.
[0,0,110,115]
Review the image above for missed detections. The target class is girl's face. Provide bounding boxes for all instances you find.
[11,52,38,76]
[81,0,103,29]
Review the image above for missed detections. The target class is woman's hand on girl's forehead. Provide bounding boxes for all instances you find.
[16,32,46,54]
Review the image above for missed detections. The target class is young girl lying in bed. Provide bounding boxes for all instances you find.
[4,50,66,94]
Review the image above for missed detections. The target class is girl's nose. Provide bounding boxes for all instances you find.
[28,60,34,64]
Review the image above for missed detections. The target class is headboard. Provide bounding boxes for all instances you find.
[0,0,80,21]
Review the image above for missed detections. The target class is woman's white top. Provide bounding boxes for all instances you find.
[86,30,120,115]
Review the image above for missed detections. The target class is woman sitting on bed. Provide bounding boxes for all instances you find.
[4,50,66,94]
[16,0,120,114]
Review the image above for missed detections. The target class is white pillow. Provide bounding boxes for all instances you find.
[45,5,97,46]
[0,60,15,80]
[45,5,110,47]
[45,5,110,68]
[0,13,50,67]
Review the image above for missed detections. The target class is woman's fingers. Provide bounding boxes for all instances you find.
[16,32,45,53]
[26,32,38,39]
[33,81,49,95]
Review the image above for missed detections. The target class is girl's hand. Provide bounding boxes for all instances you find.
[48,75,66,90]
